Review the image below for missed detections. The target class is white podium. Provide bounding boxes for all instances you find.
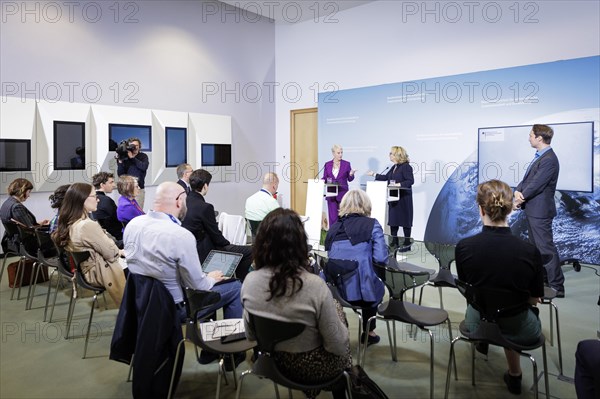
[305,180,325,248]
[366,181,387,229]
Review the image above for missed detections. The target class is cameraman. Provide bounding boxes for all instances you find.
[116,137,149,208]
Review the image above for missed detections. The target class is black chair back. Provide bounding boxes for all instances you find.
[34,229,58,260]
[53,242,74,278]
[184,287,222,322]
[16,224,38,259]
[424,242,456,270]
[247,312,305,355]
[247,219,261,237]
[70,251,104,292]
[376,256,431,300]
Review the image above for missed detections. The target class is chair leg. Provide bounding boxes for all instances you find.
[438,286,444,310]
[444,336,463,399]
[0,252,14,283]
[361,316,377,367]
[235,370,252,399]
[549,301,563,376]
[344,371,354,399]
[542,342,550,399]
[43,269,57,321]
[168,339,187,399]
[82,294,98,358]
[64,293,77,339]
[10,257,24,300]
[273,382,281,399]
[48,274,63,323]
[127,354,134,382]
[215,358,224,399]
[446,318,457,378]
[26,262,42,310]
[17,258,30,300]
[356,311,363,366]
[427,329,435,399]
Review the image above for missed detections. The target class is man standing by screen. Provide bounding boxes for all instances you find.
[117,137,149,208]
[514,124,564,297]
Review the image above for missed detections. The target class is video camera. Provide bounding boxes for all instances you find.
[115,140,137,161]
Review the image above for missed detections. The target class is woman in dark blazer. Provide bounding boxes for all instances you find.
[368,146,414,248]
[322,144,355,226]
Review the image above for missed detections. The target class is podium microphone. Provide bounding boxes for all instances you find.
[313,163,326,180]
[377,166,390,176]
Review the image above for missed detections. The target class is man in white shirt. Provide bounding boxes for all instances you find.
[124,181,242,322]
[244,172,280,235]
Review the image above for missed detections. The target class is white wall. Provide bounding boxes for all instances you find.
[273,0,600,217]
[1,0,275,221]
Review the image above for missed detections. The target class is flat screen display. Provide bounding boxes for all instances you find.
[109,124,152,151]
[201,144,231,167]
[165,127,187,167]
[478,121,594,192]
[54,121,85,170]
[0,139,31,171]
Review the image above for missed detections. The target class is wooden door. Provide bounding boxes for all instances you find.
[290,108,318,214]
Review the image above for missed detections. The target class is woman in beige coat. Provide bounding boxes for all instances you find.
[53,183,126,306]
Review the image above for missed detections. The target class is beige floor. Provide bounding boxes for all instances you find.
[0,256,597,399]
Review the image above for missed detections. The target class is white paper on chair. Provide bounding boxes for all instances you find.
[199,318,245,342]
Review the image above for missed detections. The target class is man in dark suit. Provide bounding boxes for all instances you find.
[175,163,192,194]
[181,169,252,281]
[514,124,564,296]
[91,171,123,244]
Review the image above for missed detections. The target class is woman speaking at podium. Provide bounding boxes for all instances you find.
[322,144,356,225]
[367,146,414,249]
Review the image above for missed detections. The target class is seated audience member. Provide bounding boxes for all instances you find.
[325,189,387,345]
[116,175,144,227]
[575,339,600,399]
[48,184,71,233]
[456,179,544,395]
[91,171,123,241]
[181,169,253,281]
[123,182,245,366]
[52,183,126,306]
[241,208,351,399]
[244,172,280,234]
[1,178,49,252]
[176,163,193,194]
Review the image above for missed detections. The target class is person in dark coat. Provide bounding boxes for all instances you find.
[181,169,253,281]
[367,145,414,248]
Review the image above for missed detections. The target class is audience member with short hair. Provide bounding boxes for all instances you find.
[325,189,387,345]
[1,178,49,253]
[182,169,253,281]
[456,179,544,395]
[91,171,123,241]
[176,163,193,194]
[48,184,71,233]
[244,172,280,225]
[52,183,126,306]
[241,208,351,399]
[116,175,144,227]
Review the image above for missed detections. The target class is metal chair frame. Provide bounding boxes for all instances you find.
[444,280,550,399]
[236,312,352,399]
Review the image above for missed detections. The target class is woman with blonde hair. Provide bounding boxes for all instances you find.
[325,189,387,345]
[322,144,356,225]
[116,175,144,226]
[367,146,414,249]
[53,183,126,306]
[456,179,544,395]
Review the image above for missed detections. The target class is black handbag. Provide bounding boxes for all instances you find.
[349,365,389,399]
[324,258,359,300]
